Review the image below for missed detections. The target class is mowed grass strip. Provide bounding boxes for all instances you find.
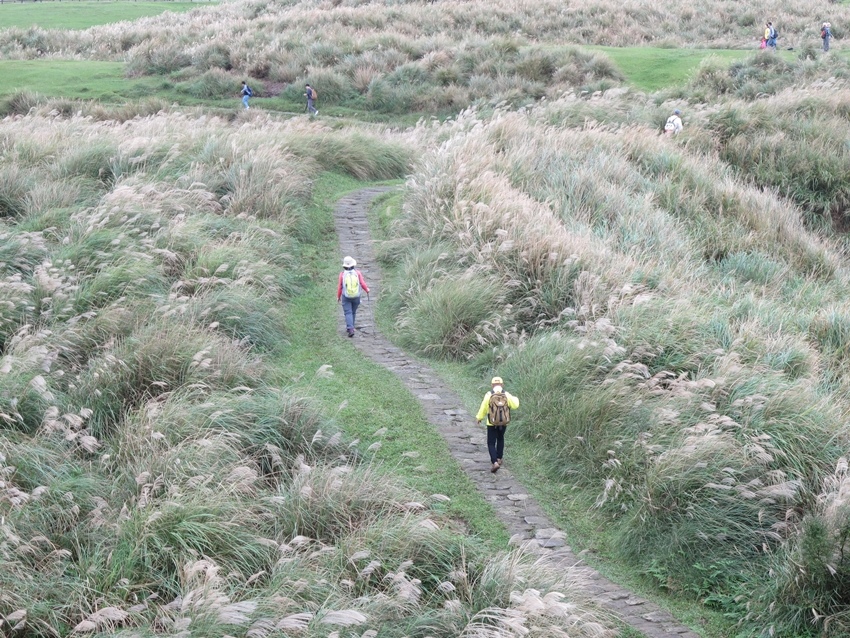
[0,60,169,101]
[591,46,753,91]
[276,172,509,547]
[0,1,211,30]
[0,59,248,108]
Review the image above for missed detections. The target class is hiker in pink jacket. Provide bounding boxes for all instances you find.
[337,256,370,337]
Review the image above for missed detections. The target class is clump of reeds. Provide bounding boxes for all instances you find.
[0,106,614,637]
[383,100,850,631]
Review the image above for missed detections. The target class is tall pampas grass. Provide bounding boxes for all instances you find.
[383,98,850,632]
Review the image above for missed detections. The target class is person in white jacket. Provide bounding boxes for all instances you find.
[664,109,683,136]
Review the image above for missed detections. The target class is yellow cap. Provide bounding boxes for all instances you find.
[491,376,503,385]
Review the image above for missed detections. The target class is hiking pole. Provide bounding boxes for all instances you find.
[363,293,372,334]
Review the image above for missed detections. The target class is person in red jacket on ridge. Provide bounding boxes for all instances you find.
[337,256,370,337]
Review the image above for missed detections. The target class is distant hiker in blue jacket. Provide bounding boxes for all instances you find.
[241,81,253,109]
[822,22,832,52]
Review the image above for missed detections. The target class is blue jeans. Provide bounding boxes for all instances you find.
[487,426,506,464]
[242,95,250,109]
[341,295,361,331]
[307,98,317,114]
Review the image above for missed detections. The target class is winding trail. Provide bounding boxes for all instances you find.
[334,188,702,638]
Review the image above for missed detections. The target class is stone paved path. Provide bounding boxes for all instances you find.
[334,188,702,638]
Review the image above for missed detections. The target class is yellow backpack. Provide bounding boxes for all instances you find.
[343,269,360,298]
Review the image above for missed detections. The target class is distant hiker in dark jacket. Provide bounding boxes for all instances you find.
[822,22,832,52]
[337,256,369,337]
[305,83,318,116]
[476,376,519,473]
[241,81,253,109]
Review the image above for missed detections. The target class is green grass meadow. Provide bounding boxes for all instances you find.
[0,59,170,101]
[594,47,753,91]
[0,1,209,30]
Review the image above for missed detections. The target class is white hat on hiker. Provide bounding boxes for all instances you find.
[343,256,356,268]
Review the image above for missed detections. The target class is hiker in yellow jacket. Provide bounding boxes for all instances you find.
[476,376,519,473]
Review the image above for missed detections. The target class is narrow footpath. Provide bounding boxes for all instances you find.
[334,188,702,638]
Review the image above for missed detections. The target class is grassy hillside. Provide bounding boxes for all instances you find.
[11,0,845,113]
[0,109,616,637]
[5,0,850,636]
[378,95,850,636]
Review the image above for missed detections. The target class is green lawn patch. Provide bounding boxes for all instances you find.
[591,46,755,91]
[0,59,167,101]
[0,58,245,108]
[0,1,212,30]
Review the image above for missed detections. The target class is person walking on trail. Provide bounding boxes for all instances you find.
[305,83,318,116]
[241,81,253,109]
[476,376,519,473]
[764,22,778,51]
[337,256,369,337]
[664,109,683,136]
[822,22,832,52]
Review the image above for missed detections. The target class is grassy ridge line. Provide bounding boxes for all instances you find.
[0,47,751,111]
[277,172,510,547]
[1,44,825,113]
[0,1,209,30]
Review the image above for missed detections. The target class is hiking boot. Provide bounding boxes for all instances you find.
[490,462,500,473]
[347,328,355,337]
[497,458,503,467]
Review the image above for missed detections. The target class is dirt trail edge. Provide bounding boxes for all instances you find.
[334,187,702,638]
